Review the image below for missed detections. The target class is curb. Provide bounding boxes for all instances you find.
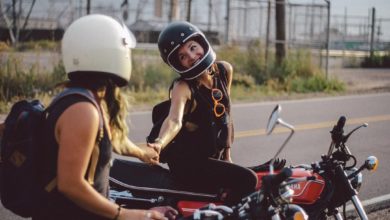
[345,194,390,218]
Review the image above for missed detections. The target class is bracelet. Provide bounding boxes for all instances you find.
[113,205,121,220]
[154,137,163,145]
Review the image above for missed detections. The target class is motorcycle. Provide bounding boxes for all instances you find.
[109,104,378,220]
[110,104,308,219]
[180,167,309,220]
[289,113,378,219]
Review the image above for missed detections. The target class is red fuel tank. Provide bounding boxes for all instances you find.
[256,168,325,204]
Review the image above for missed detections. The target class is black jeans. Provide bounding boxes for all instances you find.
[168,157,258,205]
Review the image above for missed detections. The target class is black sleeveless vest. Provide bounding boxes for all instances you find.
[163,62,232,162]
[35,95,111,220]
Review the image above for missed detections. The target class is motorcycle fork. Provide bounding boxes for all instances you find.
[335,166,368,220]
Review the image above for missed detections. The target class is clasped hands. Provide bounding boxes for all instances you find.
[139,139,163,166]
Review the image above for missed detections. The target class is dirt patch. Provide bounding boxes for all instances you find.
[329,68,390,93]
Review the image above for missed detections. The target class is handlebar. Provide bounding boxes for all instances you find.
[262,168,292,195]
[271,168,293,186]
[331,116,346,145]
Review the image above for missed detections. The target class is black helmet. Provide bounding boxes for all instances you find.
[158,21,216,80]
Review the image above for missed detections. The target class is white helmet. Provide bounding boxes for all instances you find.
[62,14,136,87]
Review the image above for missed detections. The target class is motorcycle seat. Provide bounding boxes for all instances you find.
[247,158,286,172]
[109,159,219,201]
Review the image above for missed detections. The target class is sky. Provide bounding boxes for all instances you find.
[290,0,390,40]
[291,0,390,18]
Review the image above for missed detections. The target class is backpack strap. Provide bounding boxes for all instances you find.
[44,88,104,191]
[47,87,104,138]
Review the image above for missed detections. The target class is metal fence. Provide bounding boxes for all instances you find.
[2,0,389,63]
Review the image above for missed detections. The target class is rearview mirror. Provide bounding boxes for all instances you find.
[266,104,295,174]
[266,105,281,135]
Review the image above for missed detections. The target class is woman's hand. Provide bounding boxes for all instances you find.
[150,206,178,220]
[120,208,169,220]
[147,142,162,154]
[139,146,160,165]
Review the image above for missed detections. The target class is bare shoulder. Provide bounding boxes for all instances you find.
[57,102,100,134]
[217,61,233,86]
[171,80,192,101]
[218,60,233,74]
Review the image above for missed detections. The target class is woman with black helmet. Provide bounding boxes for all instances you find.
[149,21,257,204]
[32,15,177,220]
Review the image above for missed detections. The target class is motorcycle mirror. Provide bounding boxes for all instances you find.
[267,105,282,135]
[266,105,295,174]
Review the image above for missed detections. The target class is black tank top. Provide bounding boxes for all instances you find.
[165,62,232,161]
[35,95,111,220]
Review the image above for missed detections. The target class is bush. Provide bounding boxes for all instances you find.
[144,64,176,90]
[0,54,65,103]
[233,73,256,88]
[289,74,345,93]
[0,41,12,52]
[361,52,390,68]
[129,49,176,92]
[217,42,268,85]
[0,41,347,113]
[245,40,267,84]
[17,40,59,51]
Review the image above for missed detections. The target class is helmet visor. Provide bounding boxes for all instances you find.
[167,34,211,73]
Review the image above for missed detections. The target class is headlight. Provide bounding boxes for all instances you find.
[282,204,309,220]
[294,210,309,220]
[346,167,363,192]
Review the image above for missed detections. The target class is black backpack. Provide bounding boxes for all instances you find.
[146,80,195,162]
[0,88,102,217]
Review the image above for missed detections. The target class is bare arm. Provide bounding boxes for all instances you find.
[0,121,4,138]
[121,138,160,165]
[148,81,191,153]
[55,103,165,219]
[220,61,234,163]
[219,61,233,95]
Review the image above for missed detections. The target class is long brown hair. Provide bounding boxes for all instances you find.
[102,82,129,154]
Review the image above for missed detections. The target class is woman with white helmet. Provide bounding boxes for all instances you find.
[148,21,257,204]
[33,15,177,220]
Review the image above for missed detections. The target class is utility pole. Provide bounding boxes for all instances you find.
[369,7,376,59]
[169,0,180,21]
[86,0,91,15]
[224,0,230,44]
[324,0,330,79]
[186,0,192,22]
[207,0,212,32]
[265,0,271,72]
[275,0,286,65]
